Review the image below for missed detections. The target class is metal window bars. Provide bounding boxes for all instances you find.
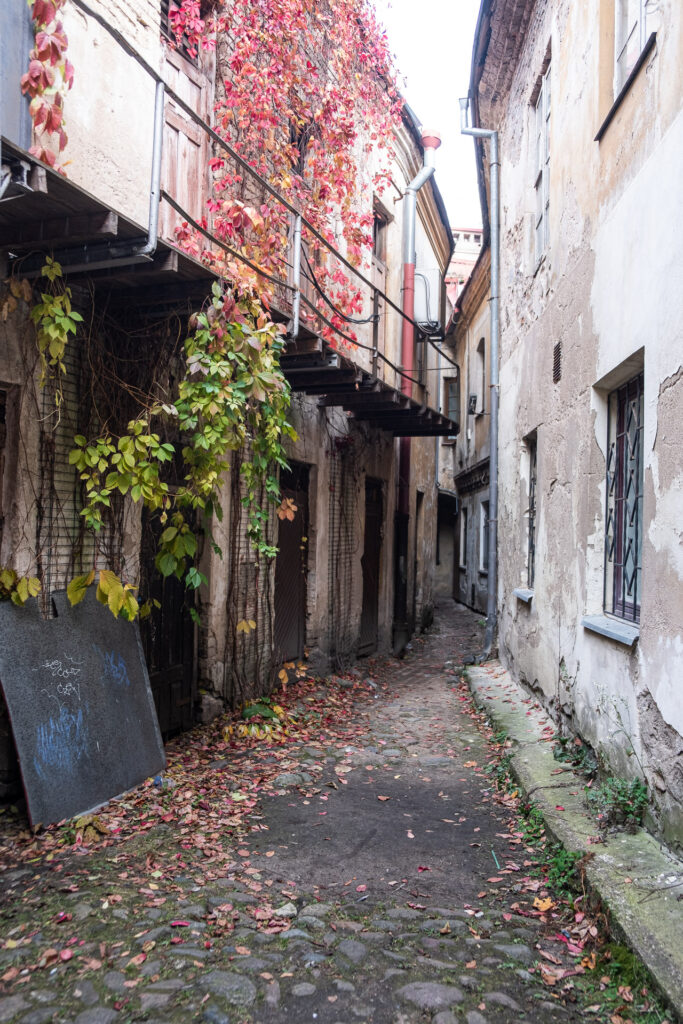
[527,439,537,589]
[604,373,643,622]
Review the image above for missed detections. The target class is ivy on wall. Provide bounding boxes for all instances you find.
[20,0,74,173]
[7,0,402,628]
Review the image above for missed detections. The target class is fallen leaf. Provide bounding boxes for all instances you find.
[533,897,556,912]
[465,960,477,968]
[377,795,390,802]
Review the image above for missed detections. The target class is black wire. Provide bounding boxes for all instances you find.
[301,248,379,326]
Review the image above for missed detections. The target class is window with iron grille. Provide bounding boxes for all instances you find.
[533,63,551,264]
[526,435,537,588]
[604,373,643,622]
[459,508,467,569]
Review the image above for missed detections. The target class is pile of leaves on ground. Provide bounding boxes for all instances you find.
[0,668,383,878]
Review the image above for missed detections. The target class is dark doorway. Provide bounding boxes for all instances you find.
[140,511,197,738]
[274,463,309,663]
[359,478,383,656]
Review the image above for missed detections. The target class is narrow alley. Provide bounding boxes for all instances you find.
[0,603,667,1024]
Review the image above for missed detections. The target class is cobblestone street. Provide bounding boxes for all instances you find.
[0,603,656,1023]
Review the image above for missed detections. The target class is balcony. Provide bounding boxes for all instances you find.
[0,0,458,438]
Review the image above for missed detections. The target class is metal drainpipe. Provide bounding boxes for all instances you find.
[459,97,500,658]
[134,79,166,259]
[394,130,441,653]
[290,213,303,340]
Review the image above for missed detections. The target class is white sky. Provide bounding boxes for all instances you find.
[373,0,483,230]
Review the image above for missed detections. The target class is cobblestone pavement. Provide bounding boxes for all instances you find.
[0,602,604,1023]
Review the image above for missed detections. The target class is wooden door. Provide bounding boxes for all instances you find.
[359,478,383,655]
[160,45,213,242]
[274,464,309,663]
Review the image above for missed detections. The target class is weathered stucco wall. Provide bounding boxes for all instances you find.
[478,0,683,843]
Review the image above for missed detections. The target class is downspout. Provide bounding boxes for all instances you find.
[394,129,441,654]
[133,79,166,259]
[459,97,499,658]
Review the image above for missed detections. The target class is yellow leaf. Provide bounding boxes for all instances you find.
[534,896,555,912]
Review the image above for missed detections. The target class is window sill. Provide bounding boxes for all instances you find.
[478,569,488,577]
[595,33,657,143]
[581,614,639,648]
[513,587,534,604]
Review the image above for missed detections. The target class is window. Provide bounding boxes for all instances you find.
[161,0,204,64]
[372,205,389,264]
[615,0,650,94]
[526,435,537,588]
[479,501,489,573]
[476,338,486,414]
[443,376,460,427]
[459,508,468,569]
[604,373,643,622]
[533,63,551,264]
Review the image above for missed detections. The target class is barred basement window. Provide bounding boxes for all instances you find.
[604,373,643,622]
[526,434,537,588]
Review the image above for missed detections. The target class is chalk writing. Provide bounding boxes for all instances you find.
[94,645,131,687]
[34,705,88,780]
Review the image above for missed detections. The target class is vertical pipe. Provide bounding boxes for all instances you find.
[460,98,500,658]
[291,213,303,340]
[136,79,165,257]
[485,133,500,654]
[393,133,440,653]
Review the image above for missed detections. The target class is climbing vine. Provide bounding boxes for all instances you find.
[169,0,402,338]
[20,0,74,173]
[12,0,402,636]
[67,281,295,618]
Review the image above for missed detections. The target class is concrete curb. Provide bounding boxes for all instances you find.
[468,662,683,1020]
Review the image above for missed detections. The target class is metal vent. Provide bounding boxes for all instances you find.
[553,341,562,383]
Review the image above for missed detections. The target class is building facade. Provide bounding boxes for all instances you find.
[0,0,456,792]
[468,0,683,844]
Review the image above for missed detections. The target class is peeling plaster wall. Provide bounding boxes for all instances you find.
[61,1,162,228]
[478,0,683,843]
